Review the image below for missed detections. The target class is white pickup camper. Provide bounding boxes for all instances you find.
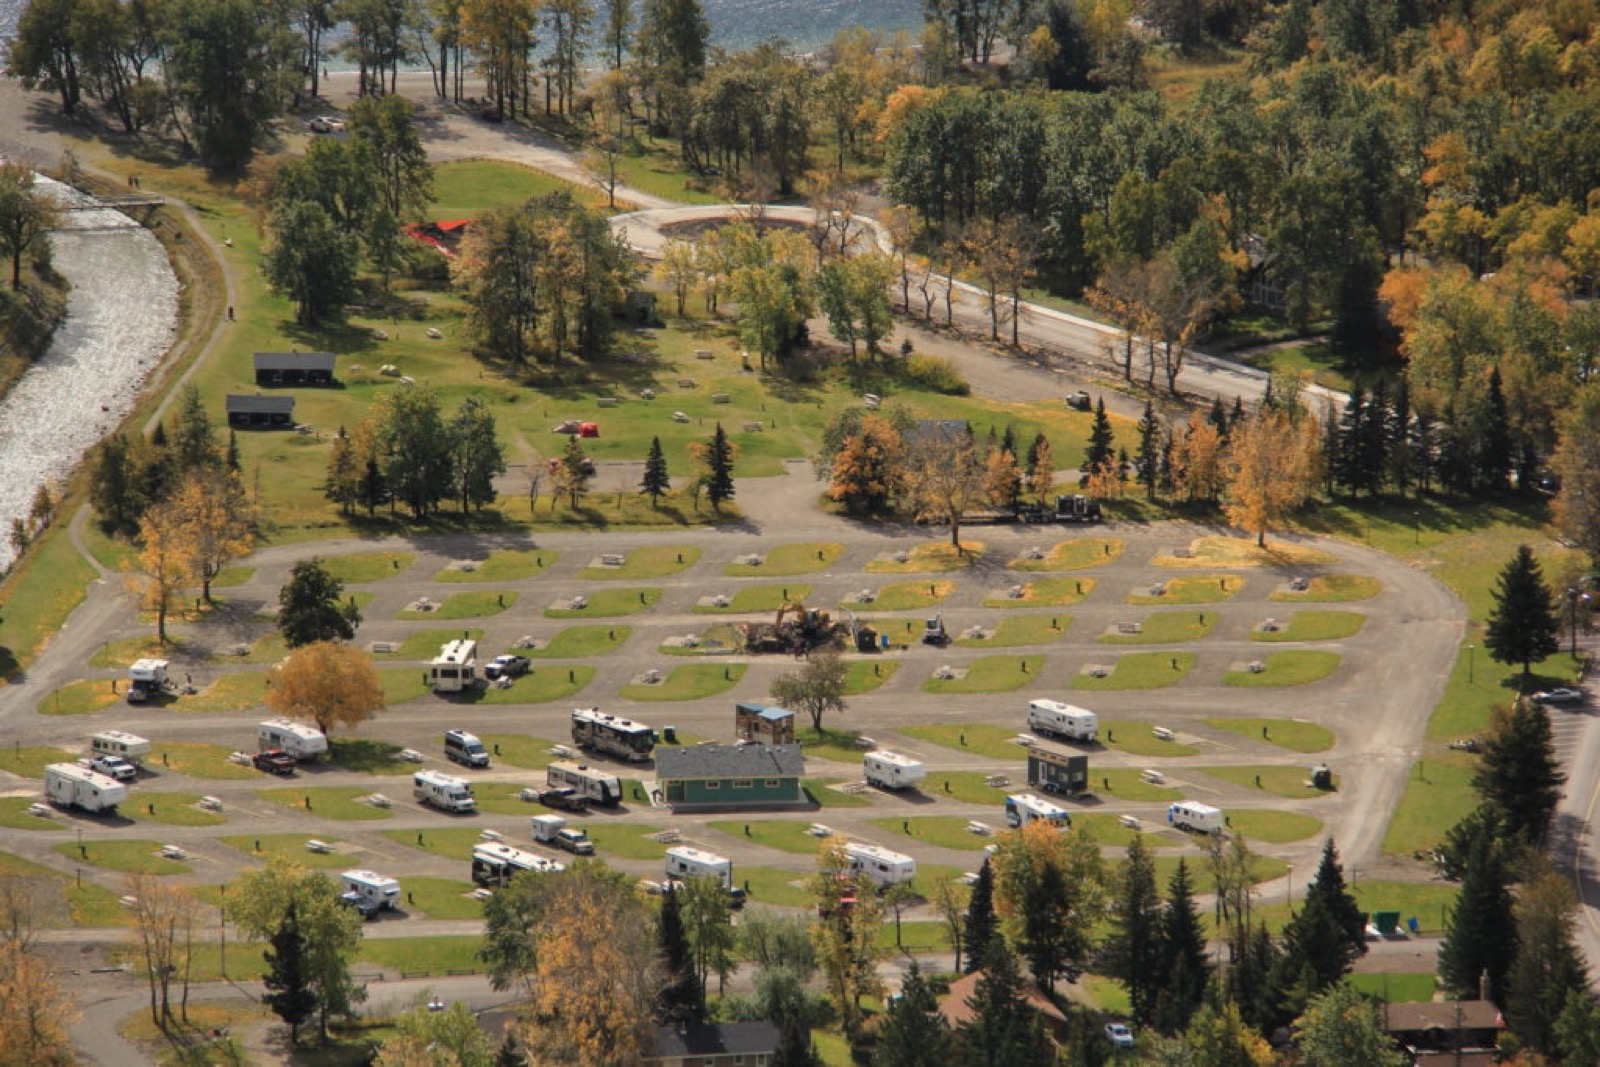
[1005,792,1072,829]
[413,770,477,813]
[91,730,151,765]
[546,761,623,806]
[665,846,732,888]
[257,719,328,761]
[126,659,169,703]
[1167,801,1224,834]
[863,751,926,791]
[340,869,401,910]
[1026,699,1099,743]
[44,763,127,814]
[845,842,917,887]
[430,639,478,693]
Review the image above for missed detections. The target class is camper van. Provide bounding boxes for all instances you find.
[91,730,151,765]
[413,770,477,813]
[340,870,401,911]
[44,763,127,814]
[126,659,169,703]
[546,761,623,806]
[1167,801,1225,834]
[443,730,490,768]
[430,639,478,693]
[1005,793,1072,829]
[256,719,328,761]
[471,843,564,887]
[862,751,927,791]
[1026,700,1099,743]
[845,843,917,888]
[664,846,732,889]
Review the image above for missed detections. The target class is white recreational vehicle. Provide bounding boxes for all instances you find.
[471,843,564,887]
[863,751,926,791]
[257,719,328,761]
[1004,792,1072,829]
[413,770,477,813]
[664,846,732,888]
[430,639,478,693]
[845,842,917,887]
[546,761,623,806]
[126,658,169,702]
[1167,801,1225,834]
[91,730,151,765]
[340,870,401,910]
[530,815,595,855]
[443,729,490,768]
[570,708,657,762]
[44,763,127,814]
[1026,699,1099,743]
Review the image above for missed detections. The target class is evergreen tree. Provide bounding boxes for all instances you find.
[1411,407,1437,495]
[494,1032,526,1067]
[641,436,671,505]
[278,558,360,648]
[263,902,317,1045]
[962,859,999,974]
[1135,401,1160,499]
[89,433,142,536]
[324,429,360,516]
[1355,386,1390,495]
[1017,858,1073,989]
[1438,823,1518,1002]
[1152,858,1210,1034]
[1084,398,1115,477]
[1321,401,1342,494]
[1101,834,1164,1026]
[1436,397,1474,494]
[448,396,506,513]
[771,1012,823,1067]
[226,430,241,474]
[1481,365,1513,492]
[958,940,1053,1067]
[1475,700,1567,846]
[657,885,705,1024]
[1335,387,1371,494]
[1228,922,1283,1034]
[1484,544,1561,677]
[170,384,220,472]
[873,962,953,1067]
[1386,378,1412,497]
[1270,841,1366,1016]
[705,423,735,510]
[1000,424,1017,458]
[1504,871,1590,1055]
[1231,395,1246,430]
[1207,396,1230,438]
[1304,839,1367,954]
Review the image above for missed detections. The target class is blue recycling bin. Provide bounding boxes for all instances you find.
[881,634,891,650]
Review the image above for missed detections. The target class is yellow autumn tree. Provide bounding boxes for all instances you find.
[810,837,885,1043]
[983,446,1023,508]
[132,499,188,643]
[0,939,76,1067]
[124,875,198,1030]
[169,469,255,604]
[1222,409,1323,548]
[265,641,386,737]
[1171,413,1226,504]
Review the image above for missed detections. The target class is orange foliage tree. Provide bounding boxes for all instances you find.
[169,469,255,604]
[265,641,386,737]
[1222,409,1323,547]
[0,939,76,1066]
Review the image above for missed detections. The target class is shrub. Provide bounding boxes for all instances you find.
[903,354,969,395]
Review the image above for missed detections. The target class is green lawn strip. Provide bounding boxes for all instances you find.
[921,655,1044,694]
[1251,610,1366,642]
[865,542,985,573]
[1253,881,1459,937]
[710,820,826,855]
[0,521,98,678]
[0,797,60,830]
[1425,646,1579,742]
[458,665,599,704]
[1152,537,1336,568]
[1267,574,1382,602]
[158,743,262,780]
[59,840,193,875]
[398,591,518,620]
[526,625,632,658]
[212,565,256,588]
[797,728,873,765]
[256,787,396,821]
[1137,853,1288,893]
[920,771,1020,806]
[472,782,554,816]
[1008,538,1123,572]
[900,724,1028,761]
[174,672,269,712]
[433,548,558,583]
[1382,753,1478,857]
[544,587,663,617]
[1126,574,1244,604]
[911,864,975,899]
[1200,765,1336,799]
[89,635,181,668]
[328,738,414,775]
[385,827,490,863]
[359,936,485,976]
[1090,769,1184,802]
[661,622,744,655]
[1226,809,1324,844]
[583,823,671,860]
[1074,813,1183,849]
[320,552,417,584]
[404,876,484,920]
[478,733,563,769]
[378,668,432,705]
[620,663,746,701]
[955,614,1069,647]
[803,779,875,808]
[1098,612,1216,644]
[865,581,955,612]
[40,679,122,715]
[1205,717,1335,753]
[875,921,951,953]
[983,577,1096,607]
[1072,652,1196,690]
[723,542,843,576]
[1078,975,1131,1016]
[843,660,898,694]
[612,144,723,206]
[1100,719,1199,757]
[739,867,816,908]
[0,745,75,779]
[1222,651,1343,687]
[868,816,994,851]
[242,632,290,664]
[380,628,488,661]
[579,545,702,580]
[126,793,228,826]
[220,834,353,869]
[694,584,810,614]
[1347,974,1439,1003]
[432,157,609,218]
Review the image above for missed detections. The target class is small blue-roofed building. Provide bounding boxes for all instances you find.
[735,701,795,746]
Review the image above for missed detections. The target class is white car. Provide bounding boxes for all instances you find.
[1105,1022,1135,1048]
[1532,688,1584,705]
[308,115,345,133]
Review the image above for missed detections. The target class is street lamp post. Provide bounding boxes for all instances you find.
[219,883,227,979]
[1285,865,1293,911]
[1569,588,1580,657]
[1466,644,1475,683]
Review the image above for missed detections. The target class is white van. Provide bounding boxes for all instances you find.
[91,730,151,765]
[664,846,732,889]
[1167,801,1224,834]
[444,730,490,768]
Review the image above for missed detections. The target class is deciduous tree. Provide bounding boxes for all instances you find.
[1551,384,1600,559]
[168,470,254,603]
[1295,984,1407,1067]
[554,434,592,508]
[904,422,985,550]
[0,163,58,291]
[990,820,1105,988]
[133,499,187,643]
[449,397,506,513]
[678,874,736,999]
[810,837,885,1043]
[376,1001,497,1067]
[278,559,361,647]
[264,201,360,326]
[771,647,848,732]
[266,640,386,737]
[0,939,76,1067]
[1222,408,1322,547]
[1504,868,1590,1056]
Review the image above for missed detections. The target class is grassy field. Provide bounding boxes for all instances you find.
[156,743,262,779]
[256,787,396,820]
[359,935,486,976]
[456,664,596,703]
[1072,652,1196,690]
[868,580,955,611]
[739,867,816,908]
[128,793,229,826]
[922,655,1044,694]
[0,851,126,927]
[710,819,829,855]
[1268,574,1382,602]
[220,834,354,869]
[900,724,1029,761]
[398,591,517,619]
[1126,574,1243,604]
[172,672,270,712]
[379,628,487,660]
[38,679,124,715]
[922,771,1027,806]
[1251,610,1366,642]
[0,745,74,779]
[404,876,485,920]
[866,542,985,573]
[803,779,874,808]
[431,157,609,218]
[867,816,996,851]
[1007,538,1123,571]
[478,733,563,769]
[1098,612,1216,644]
[1347,973,1439,1003]
[544,587,663,617]
[694,584,809,613]
[1151,536,1335,568]
[1100,720,1199,757]
[1074,813,1181,850]
[328,738,414,775]
[433,548,558,582]
[843,659,898,694]
[1202,765,1336,799]
[612,141,724,205]
[584,823,672,860]
[1227,809,1324,843]
[1205,717,1335,752]
[1091,768,1184,802]
[724,542,843,576]
[526,625,631,658]
[983,577,1095,607]
[578,545,702,579]
[796,727,874,764]
[1382,754,1478,856]
[0,797,61,830]
[620,663,746,701]
[0,522,98,678]
[59,840,193,875]
[321,552,418,584]
[385,827,491,862]
[1222,650,1343,687]
[955,614,1068,647]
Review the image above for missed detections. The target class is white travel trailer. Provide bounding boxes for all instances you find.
[862,751,926,791]
[257,719,329,761]
[91,730,151,765]
[430,639,478,693]
[546,761,623,806]
[1004,792,1072,829]
[1026,700,1099,742]
[664,846,732,889]
[1167,801,1225,834]
[44,763,127,814]
[413,770,477,813]
[845,842,917,887]
[471,843,564,887]
[530,814,595,855]
[340,869,401,910]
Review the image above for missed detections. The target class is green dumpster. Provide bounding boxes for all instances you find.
[663,726,677,744]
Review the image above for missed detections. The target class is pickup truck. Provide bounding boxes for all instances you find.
[252,750,298,776]
[84,755,137,781]
[537,787,589,812]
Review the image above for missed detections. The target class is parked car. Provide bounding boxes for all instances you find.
[252,750,298,775]
[85,755,137,781]
[537,787,588,812]
[1065,391,1092,411]
[484,654,530,681]
[1104,1022,1135,1049]
[1532,688,1584,705]
[339,891,380,920]
[308,115,345,133]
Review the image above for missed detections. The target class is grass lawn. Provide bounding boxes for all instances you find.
[242,632,289,663]
[844,659,898,694]
[398,591,517,619]
[724,542,843,576]
[584,823,671,860]
[320,551,417,584]
[1382,753,1478,856]
[405,876,484,920]
[434,548,558,582]
[378,667,433,705]
[169,672,269,712]
[467,782,549,815]
[803,779,874,808]
[620,663,746,701]
[694,584,810,613]
[1251,610,1366,642]
[1072,652,1196,690]
[1007,538,1123,571]
[479,733,563,769]
[89,635,184,668]
[920,771,1021,806]
[359,935,485,976]
[212,565,256,588]
[956,614,1069,647]
[1254,881,1459,937]
[1101,719,1199,757]
[156,743,261,780]
[256,787,396,820]
[1268,574,1382,602]
[739,867,815,908]
[612,142,724,205]
[1240,340,1353,392]
[385,827,491,862]
[1205,717,1335,753]
[128,793,228,826]
[1151,537,1335,568]
[579,545,702,580]
[544,587,663,617]
[432,157,609,218]
[1222,651,1343,686]
[220,834,353,869]
[526,625,632,658]
[1202,765,1336,799]
[1227,809,1324,843]
[464,664,595,703]
[0,745,74,779]
[797,728,873,764]
[1347,973,1440,1003]
[867,816,994,851]
[0,797,61,830]
[60,840,193,875]
[328,738,414,775]
[1127,574,1244,604]
[0,522,98,678]
[876,921,951,953]
[381,628,488,661]
[0,850,127,926]
[1074,813,1182,850]
[710,820,828,855]
[900,724,1029,761]
[867,580,955,611]
[922,655,1044,694]
[866,542,985,573]
[1098,612,1216,644]
[1091,768,1184,802]
[983,577,1095,607]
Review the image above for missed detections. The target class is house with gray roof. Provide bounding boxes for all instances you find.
[655,743,806,811]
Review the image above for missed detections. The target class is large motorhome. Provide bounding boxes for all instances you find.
[546,761,623,806]
[340,870,401,910]
[471,843,564,887]
[1004,792,1072,829]
[256,719,329,761]
[1168,801,1225,834]
[570,708,657,762]
[413,770,477,813]
[44,763,127,813]
[1026,700,1099,743]
[430,639,478,693]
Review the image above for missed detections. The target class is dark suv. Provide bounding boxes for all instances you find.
[252,750,298,775]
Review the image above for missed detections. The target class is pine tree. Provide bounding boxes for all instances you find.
[263,902,317,1045]
[170,384,219,472]
[1269,841,1366,1018]
[1025,432,1054,504]
[1387,377,1412,497]
[1208,396,1230,437]
[958,940,1052,1067]
[1335,386,1367,494]
[493,1032,526,1067]
[1017,858,1072,989]
[1084,399,1115,477]
[1476,700,1567,847]
[705,423,736,510]
[1000,424,1017,458]
[1481,365,1512,492]
[1101,834,1164,1026]
[226,430,241,474]
[771,1012,823,1067]
[1504,871,1590,1054]
[873,962,953,1067]
[657,885,705,1024]
[962,858,998,973]
[641,436,671,505]
[1356,386,1390,495]
[90,433,142,536]
[324,429,361,516]
[1135,401,1160,499]
[1152,859,1210,1034]
[1484,544,1561,677]
[1438,823,1517,1002]
[1228,922,1283,1034]
[1304,839,1367,954]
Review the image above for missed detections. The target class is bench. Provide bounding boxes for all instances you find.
[596,397,619,408]
[984,775,1010,788]
[1152,726,1174,740]
[653,829,682,843]
[854,736,877,749]
[1119,814,1142,829]
[1117,622,1142,635]
[712,393,731,404]
[742,422,764,432]
[366,794,391,808]
[967,821,994,836]
[600,553,626,566]
[479,829,503,842]
[807,824,834,838]
[1140,769,1165,784]
[199,796,223,811]
[1013,734,1037,747]
[694,349,715,360]
[370,641,398,654]
[519,788,540,802]
[677,377,697,388]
